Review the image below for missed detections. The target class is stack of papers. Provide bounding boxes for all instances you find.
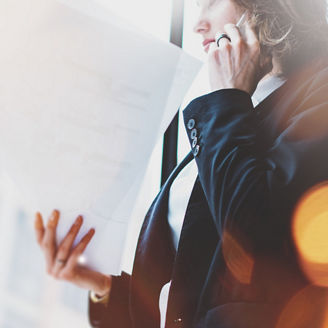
[0,0,201,274]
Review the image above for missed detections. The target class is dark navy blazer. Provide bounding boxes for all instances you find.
[89,55,328,328]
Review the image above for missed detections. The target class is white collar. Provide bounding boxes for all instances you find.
[251,74,287,107]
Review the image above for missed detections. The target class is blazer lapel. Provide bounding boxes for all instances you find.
[130,151,194,328]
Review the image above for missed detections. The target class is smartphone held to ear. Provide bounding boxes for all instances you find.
[236,11,247,28]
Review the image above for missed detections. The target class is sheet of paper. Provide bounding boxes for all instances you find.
[0,0,201,275]
[181,62,211,111]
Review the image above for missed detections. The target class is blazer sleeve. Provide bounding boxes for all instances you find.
[182,74,328,246]
[88,272,132,328]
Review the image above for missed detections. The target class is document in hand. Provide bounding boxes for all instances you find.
[0,0,202,274]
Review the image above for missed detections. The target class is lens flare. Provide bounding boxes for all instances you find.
[292,182,328,286]
[77,255,87,265]
[222,230,254,285]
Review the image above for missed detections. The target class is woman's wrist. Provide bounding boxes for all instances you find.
[89,275,112,303]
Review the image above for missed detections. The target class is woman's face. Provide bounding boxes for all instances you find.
[194,0,244,53]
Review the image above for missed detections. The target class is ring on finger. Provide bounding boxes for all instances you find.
[56,258,67,265]
[215,33,231,47]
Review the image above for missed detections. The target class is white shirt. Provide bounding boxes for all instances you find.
[159,75,286,328]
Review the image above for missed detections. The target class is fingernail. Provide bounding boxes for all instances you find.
[51,209,58,220]
[48,210,59,226]
[34,214,43,229]
[75,216,83,225]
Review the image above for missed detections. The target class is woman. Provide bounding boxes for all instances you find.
[34,0,328,327]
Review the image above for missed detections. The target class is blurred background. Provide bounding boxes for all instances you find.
[0,0,205,326]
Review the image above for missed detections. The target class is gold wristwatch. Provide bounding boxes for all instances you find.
[89,290,110,305]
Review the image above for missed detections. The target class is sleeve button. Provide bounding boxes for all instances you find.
[193,145,200,157]
[190,128,197,139]
[187,119,195,130]
[192,137,198,148]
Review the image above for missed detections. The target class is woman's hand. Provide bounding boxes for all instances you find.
[208,19,271,95]
[34,209,112,298]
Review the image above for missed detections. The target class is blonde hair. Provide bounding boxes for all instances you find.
[234,0,328,76]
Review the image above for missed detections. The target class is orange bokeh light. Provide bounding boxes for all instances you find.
[275,285,328,328]
[292,182,328,286]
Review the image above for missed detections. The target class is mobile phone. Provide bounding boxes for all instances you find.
[236,11,247,28]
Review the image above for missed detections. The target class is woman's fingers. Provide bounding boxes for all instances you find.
[52,215,83,277]
[223,23,242,46]
[208,40,219,55]
[34,212,45,246]
[35,214,108,295]
[64,228,95,273]
[34,210,105,293]
[208,14,262,94]
[42,209,60,273]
